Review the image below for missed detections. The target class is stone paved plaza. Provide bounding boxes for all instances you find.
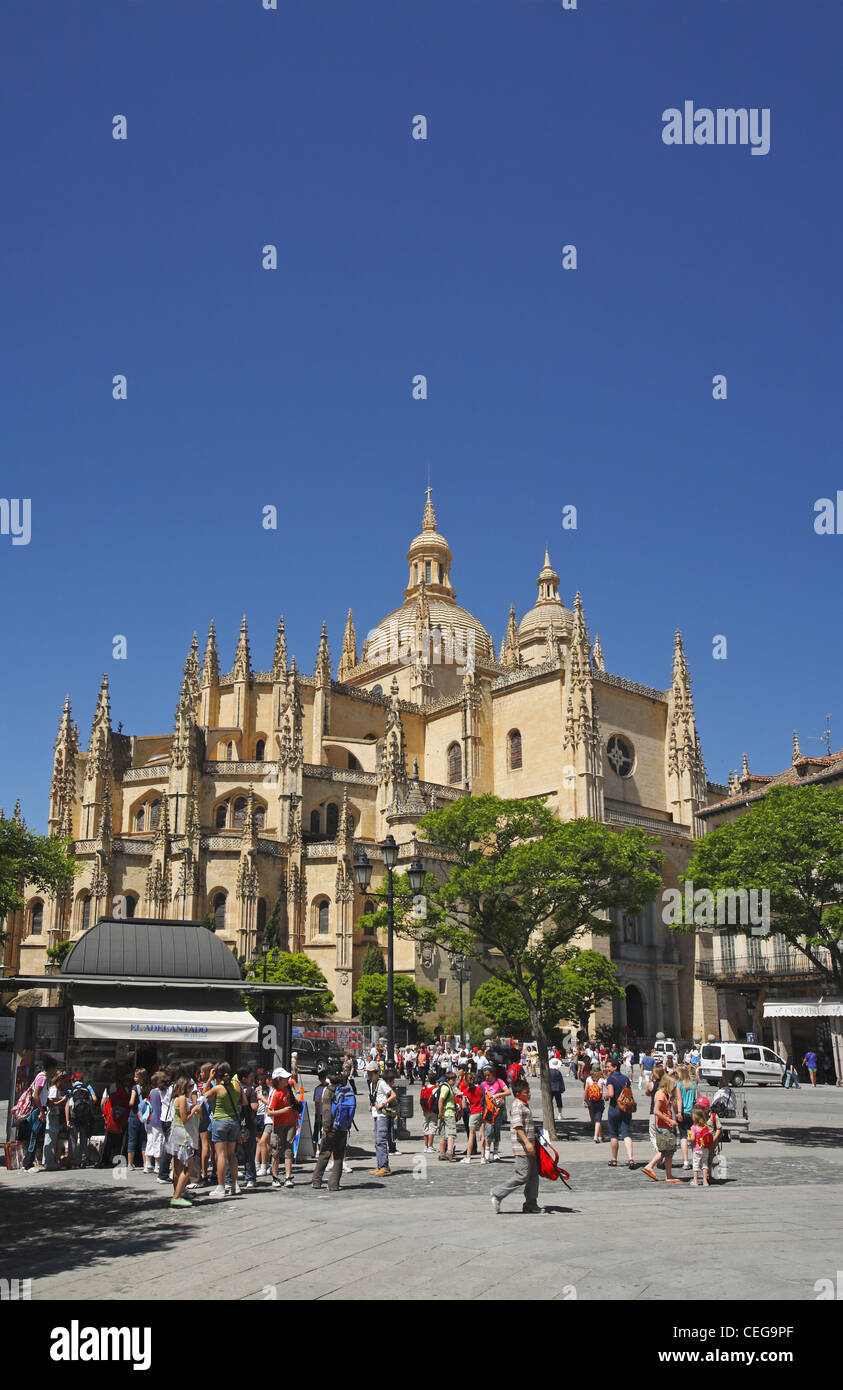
[2,1082,841,1301]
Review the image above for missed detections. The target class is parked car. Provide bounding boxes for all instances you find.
[699,1041,786,1087]
[291,1037,343,1075]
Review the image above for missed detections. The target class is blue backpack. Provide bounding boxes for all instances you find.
[331,1085,357,1131]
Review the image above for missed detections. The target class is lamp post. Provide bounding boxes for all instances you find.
[353,840,425,1066]
[450,953,472,1043]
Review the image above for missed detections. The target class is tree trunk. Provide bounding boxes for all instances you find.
[526,1004,556,1136]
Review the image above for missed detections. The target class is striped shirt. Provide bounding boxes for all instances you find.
[509,1097,535,1156]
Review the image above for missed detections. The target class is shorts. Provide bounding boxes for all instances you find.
[437,1114,457,1140]
[424,1115,438,1137]
[271,1125,296,1159]
[606,1107,631,1141]
[146,1124,164,1158]
[677,1115,692,1139]
[468,1113,482,1130]
[692,1148,710,1172]
[587,1101,605,1123]
[211,1118,239,1145]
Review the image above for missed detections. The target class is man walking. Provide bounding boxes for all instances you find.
[65,1071,96,1168]
[312,1072,355,1190]
[490,1077,542,1214]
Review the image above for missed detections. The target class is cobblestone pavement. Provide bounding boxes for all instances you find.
[2,1083,841,1301]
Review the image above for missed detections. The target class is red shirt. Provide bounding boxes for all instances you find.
[458,1080,485,1115]
[268,1085,297,1129]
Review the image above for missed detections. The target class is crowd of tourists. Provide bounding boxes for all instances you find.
[8,1032,817,1211]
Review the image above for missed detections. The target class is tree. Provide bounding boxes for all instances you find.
[199,911,217,933]
[433,1001,493,1042]
[474,961,571,1037]
[359,944,386,977]
[45,939,74,967]
[677,784,843,989]
[353,973,437,1027]
[0,817,78,944]
[411,794,663,1128]
[559,949,626,1031]
[243,951,336,1019]
[262,895,284,950]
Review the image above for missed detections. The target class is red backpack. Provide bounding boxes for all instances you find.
[536,1132,572,1188]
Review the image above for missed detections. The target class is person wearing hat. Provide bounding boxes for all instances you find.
[65,1070,97,1169]
[367,1062,396,1176]
[267,1067,299,1190]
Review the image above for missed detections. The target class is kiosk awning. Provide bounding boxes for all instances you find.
[72,1003,259,1043]
[763,998,843,1019]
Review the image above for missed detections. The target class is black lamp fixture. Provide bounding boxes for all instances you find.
[353,847,373,891]
[407,857,425,894]
[381,833,399,869]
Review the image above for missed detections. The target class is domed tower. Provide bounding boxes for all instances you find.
[354,490,496,701]
[517,550,573,666]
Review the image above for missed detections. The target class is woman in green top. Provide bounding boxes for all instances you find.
[167,1077,203,1207]
[203,1061,242,1199]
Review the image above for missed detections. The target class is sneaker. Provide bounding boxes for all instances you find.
[461,1157,471,1164]
[284,1178,294,1189]
[170,1197,193,1208]
[682,1162,691,1170]
[490,1193,501,1214]
[522,1205,545,1214]
[185,1183,199,1192]
[271,1177,281,1189]
[243,1180,256,1191]
[480,1156,488,1164]
[230,1183,241,1196]
[342,1163,353,1173]
[209,1185,227,1199]
[156,1176,170,1185]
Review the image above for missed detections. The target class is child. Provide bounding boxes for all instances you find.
[689,1104,721,1187]
[420,1078,438,1150]
[490,1077,541,1214]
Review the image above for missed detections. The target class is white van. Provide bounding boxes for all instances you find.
[652,1038,678,1059]
[699,1042,785,1087]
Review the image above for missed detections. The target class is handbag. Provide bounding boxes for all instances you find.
[616,1085,637,1113]
[655,1125,677,1153]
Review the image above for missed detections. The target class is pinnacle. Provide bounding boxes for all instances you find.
[422,486,437,533]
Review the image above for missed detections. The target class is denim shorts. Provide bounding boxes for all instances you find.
[211,1118,239,1144]
[606,1107,631,1140]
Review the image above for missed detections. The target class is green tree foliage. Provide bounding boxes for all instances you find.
[262,895,284,950]
[0,817,78,943]
[412,794,663,1127]
[353,973,437,1027]
[559,949,626,1029]
[678,785,843,988]
[433,1002,493,1042]
[359,944,386,976]
[45,939,74,966]
[244,951,336,1019]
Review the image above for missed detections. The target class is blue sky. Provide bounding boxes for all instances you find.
[2,1,841,828]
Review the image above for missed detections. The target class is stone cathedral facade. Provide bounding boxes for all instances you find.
[8,493,722,1038]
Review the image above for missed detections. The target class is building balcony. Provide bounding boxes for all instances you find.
[696,954,829,987]
[605,808,692,838]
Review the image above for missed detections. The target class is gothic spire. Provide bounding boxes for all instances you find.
[172,674,198,770]
[86,674,113,783]
[742,752,749,779]
[272,616,288,679]
[591,634,605,672]
[422,485,437,533]
[338,609,358,681]
[792,730,801,763]
[502,603,521,667]
[315,621,332,685]
[184,634,200,702]
[233,615,252,682]
[201,621,219,687]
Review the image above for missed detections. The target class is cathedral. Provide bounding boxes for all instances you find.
[6,492,723,1039]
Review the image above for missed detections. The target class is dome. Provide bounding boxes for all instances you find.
[518,601,573,640]
[366,596,495,665]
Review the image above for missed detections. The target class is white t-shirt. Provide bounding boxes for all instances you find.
[371,1078,392,1118]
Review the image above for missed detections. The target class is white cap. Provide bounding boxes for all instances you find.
[272,1067,291,1080]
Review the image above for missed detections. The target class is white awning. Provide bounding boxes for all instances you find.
[72,1003,259,1043]
[763,998,843,1020]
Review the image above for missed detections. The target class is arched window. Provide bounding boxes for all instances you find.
[254,804,266,832]
[425,561,431,583]
[326,802,339,838]
[213,892,226,932]
[310,809,321,835]
[135,805,146,832]
[149,799,161,831]
[125,894,137,919]
[227,742,235,761]
[233,797,248,830]
[80,895,91,931]
[371,685,383,697]
[255,740,266,761]
[508,729,523,771]
[215,801,228,829]
[257,898,267,938]
[318,901,330,935]
[30,902,44,935]
[439,564,444,584]
[363,899,376,937]
[447,742,462,786]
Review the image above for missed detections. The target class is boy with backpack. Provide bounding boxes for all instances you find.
[690,1105,721,1186]
[490,1077,542,1214]
[420,1077,439,1150]
[312,1072,356,1190]
[65,1072,97,1168]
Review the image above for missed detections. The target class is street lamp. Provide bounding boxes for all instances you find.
[450,952,472,1042]
[354,841,425,1065]
[251,938,277,982]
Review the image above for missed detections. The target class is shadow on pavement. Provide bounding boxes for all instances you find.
[751,1126,843,1148]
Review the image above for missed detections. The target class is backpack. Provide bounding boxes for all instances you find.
[330,1085,357,1131]
[12,1083,37,1126]
[69,1084,93,1126]
[420,1086,435,1114]
[536,1131,572,1188]
[138,1097,152,1126]
[430,1083,445,1114]
[587,1082,602,1103]
[698,1125,715,1150]
[616,1085,637,1114]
